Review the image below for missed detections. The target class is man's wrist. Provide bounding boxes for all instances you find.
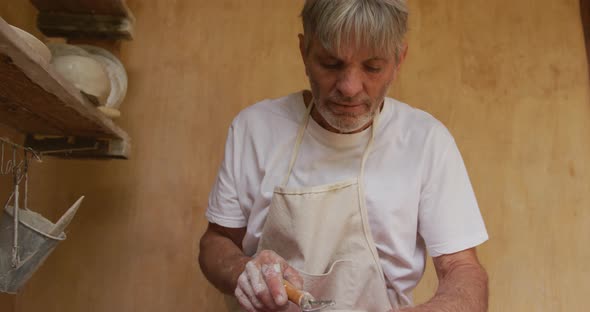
[229,255,252,289]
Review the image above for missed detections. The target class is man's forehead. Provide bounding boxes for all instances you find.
[311,37,391,61]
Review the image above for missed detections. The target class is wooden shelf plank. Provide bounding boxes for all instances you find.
[30,0,132,17]
[30,0,134,40]
[0,17,130,143]
[36,12,133,40]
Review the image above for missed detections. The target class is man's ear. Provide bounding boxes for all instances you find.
[298,33,306,61]
[298,34,310,76]
[396,42,408,69]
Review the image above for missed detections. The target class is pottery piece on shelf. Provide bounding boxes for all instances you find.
[51,55,111,106]
[78,45,128,111]
[9,25,51,64]
[47,42,90,58]
[97,106,121,119]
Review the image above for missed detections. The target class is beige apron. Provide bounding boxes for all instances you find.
[254,100,397,312]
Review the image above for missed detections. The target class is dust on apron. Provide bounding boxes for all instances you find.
[255,98,399,311]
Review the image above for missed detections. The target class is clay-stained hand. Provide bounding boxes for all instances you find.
[235,250,303,312]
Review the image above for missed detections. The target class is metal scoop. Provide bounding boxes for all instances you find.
[283,280,336,311]
[299,297,336,311]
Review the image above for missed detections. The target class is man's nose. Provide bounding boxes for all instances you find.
[335,67,363,98]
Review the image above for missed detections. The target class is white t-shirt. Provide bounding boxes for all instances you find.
[206,91,488,302]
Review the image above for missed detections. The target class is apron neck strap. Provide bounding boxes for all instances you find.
[281,97,380,187]
[281,99,313,186]
[360,105,379,181]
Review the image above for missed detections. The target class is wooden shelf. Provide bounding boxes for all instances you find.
[0,17,130,158]
[30,0,134,40]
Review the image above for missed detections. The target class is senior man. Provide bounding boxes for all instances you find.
[199,1,489,311]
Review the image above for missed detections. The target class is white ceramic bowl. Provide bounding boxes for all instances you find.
[51,55,111,106]
[47,43,90,58]
[78,45,128,110]
[10,25,51,64]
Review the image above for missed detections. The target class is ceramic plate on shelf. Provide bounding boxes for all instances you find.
[9,25,51,64]
[47,42,90,58]
[78,45,128,111]
[50,54,111,106]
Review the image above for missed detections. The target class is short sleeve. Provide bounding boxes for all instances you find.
[205,122,247,228]
[418,125,488,257]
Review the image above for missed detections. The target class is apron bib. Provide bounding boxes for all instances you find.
[226,97,399,311]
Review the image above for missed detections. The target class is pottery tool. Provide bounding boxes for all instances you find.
[283,280,335,311]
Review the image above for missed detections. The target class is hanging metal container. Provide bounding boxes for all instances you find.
[0,198,83,293]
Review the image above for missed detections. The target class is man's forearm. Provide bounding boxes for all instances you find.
[403,262,488,312]
[198,229,251,294]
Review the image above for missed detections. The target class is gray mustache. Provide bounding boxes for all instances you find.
[326,96,371,105]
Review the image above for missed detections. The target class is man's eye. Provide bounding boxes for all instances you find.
[365,65,382,73]
[321,63,341,69]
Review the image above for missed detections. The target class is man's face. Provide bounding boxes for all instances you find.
[299,35,406,133]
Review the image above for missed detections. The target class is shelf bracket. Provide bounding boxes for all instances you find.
[24,135,130,159]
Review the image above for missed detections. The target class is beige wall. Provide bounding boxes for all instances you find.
[0,1,588,311]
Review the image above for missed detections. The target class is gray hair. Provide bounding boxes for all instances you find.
[301,0,408,60]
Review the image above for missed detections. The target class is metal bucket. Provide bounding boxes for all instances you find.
[0,205,65,293]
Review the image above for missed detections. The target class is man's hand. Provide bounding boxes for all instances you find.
[199,224,303,311]
[235,250,303,312]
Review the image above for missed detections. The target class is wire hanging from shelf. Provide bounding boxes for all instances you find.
[0,137,40,268]
[0,137,42,177]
